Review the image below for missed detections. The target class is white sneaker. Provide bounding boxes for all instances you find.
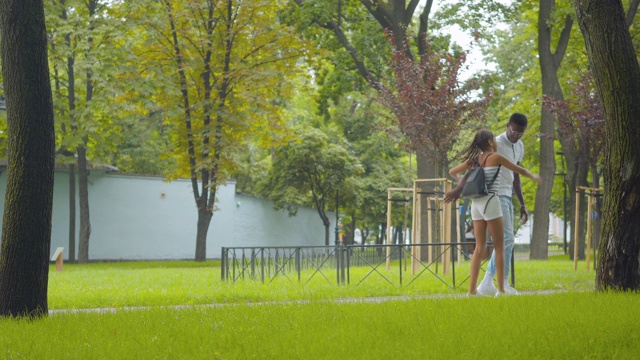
[477,280,497,296]
[504,284,519,295]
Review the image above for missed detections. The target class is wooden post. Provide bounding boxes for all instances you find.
[415,193,422,274]
[442,181,452,276]
[427,197,433,266]
[411,178,451,274]
[386,188,392,270]
[586,195,594,271]
[574,187,604,271]
[455,195,462,267]
[412,184,419,274]
[574,189,581,271]
[51,247,64,272]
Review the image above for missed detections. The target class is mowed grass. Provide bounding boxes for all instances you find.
[2,257,635,359]
[2,292,639,359]
[47,255,596,309]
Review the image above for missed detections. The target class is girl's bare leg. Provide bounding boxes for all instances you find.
[487,217,505,293]
[469,220,487,294]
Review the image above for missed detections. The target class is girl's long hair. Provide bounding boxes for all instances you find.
[457,129,495,168]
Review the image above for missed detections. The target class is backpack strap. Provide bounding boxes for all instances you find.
[480,152,494,167]
[487,165,501,189]
[481,152,501,189]
[481,153,501,214]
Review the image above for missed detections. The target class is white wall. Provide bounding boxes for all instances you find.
[0,170,333,260]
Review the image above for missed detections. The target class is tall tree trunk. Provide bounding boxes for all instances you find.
[64,4,77,263]
[76,0,97,264]
[68,164,76,263]
[416,150,435,243]
[195,207,213,261]
[0,0,56,318]
[532,0,573,259]
[574,0,640,290]
[76,146,91,263]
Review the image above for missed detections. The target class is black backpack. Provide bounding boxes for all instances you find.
[461,153,501,199]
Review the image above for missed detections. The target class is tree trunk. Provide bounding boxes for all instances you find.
[532,0,573,259]
[76,146,91,263]
[68,164,76,263]
[568,164,589,260]
[321,211,331,246]
[574,0,640,290]
[416,150,436,261]
[195,208,213,261]
[0,0,56,318]
[344,214,356,245]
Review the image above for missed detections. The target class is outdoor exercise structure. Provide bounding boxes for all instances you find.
[574,186,604,271]
[386,178,459,275]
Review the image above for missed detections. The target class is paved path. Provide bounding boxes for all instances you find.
[48,289,573,316]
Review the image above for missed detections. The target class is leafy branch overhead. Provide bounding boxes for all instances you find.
[373,34,489,159]
[543,71,605,169]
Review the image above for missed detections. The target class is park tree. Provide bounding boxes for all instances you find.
[479,0,638,260]
[374,37,488,176]
[264,126,359,245]
[573,0,640,290]
[291,0,437,177]
[529,0,575,259]
[290,1,505,248]
[137,0,307,260]
[329,94,409,246]
[46,0,129,263]
[0,0,56,317]
[543,72,605,257]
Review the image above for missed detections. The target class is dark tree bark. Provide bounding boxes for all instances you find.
[0,0,56,318]
[532,0,573,259]
[62,0,77,263]
[574,0,640,290]
[76,146,91,263]
[76,0,99,263]
[68,164,76,263]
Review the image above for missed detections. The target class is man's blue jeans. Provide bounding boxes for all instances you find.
[485,195,514,281]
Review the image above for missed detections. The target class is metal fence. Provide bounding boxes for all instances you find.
[221,242,504,289]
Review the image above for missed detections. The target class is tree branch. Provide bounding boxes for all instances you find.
[553,14,574,68]
[626,0,640,28]
[417,0,433,56]
[360,0,393,29]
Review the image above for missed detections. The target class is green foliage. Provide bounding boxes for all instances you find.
[134,0,309,182]
[263,126,359,217]
[328,94,409,232]
[46,0,134,163]
[287,0,391,118]
[434,0,515,43]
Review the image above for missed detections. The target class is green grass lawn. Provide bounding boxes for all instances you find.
[2,292,639,359]
[2,256,630,359]
[47,255,596,309]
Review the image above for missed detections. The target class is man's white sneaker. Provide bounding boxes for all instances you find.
[477,280,497,296]
[504,284,519,295]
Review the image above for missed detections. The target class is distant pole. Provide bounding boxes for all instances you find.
[334,190,339,245]
[563,181,568,254]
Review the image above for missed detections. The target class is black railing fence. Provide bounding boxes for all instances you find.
[221,243,511,289]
